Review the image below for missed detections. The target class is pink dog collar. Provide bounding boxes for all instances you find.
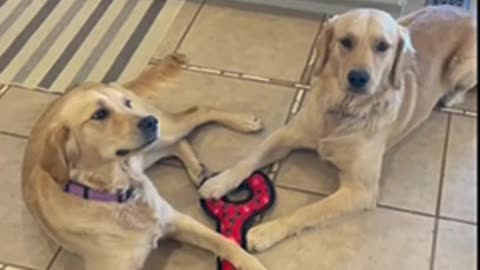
[64,181,135,203]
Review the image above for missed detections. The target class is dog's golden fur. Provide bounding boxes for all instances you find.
[200,6,477,252]
[22,54,267,270]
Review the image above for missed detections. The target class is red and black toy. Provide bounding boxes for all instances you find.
[200,171,276,270]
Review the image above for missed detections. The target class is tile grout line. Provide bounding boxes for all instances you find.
[173,0,205,53]
[301,15,330,85]
[0,262,40,270]
[0,84,9,98]
[45,247,62,270]
[0,130,29,140]
[298,19,324,84]
[429,113,452,270]
[290,88,307,116]
[438,215,477,226]
[0,82,62,96]
[148,59,308,89]
[437,106,477,118]
[275,183,476,226]
[147,60,479,118]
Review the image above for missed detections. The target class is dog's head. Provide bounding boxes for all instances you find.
[39,83,158,187]
[33,53,185,190]
[314,9,415,95]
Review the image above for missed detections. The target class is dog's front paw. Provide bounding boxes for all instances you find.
[247,221,289,253]
[194,163,217,185]
[234,258,267,270]
[232,114,263,133]
[199,170,240,199]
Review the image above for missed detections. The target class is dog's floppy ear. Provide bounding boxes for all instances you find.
[312,16,336,77]
[40,124,79,183]
[390,26,415,89]
[122,53,186,98]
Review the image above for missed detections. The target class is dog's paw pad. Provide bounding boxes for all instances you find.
[247,222,287,253]
[247,226,275,253]
[198,174,235,199]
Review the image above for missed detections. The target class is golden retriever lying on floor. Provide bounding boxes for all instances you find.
[200,6,477,252]
[21,54,267,270]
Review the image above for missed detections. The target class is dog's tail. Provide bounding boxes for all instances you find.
[122,53,186,97]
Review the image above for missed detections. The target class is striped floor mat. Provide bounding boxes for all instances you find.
[0,0,184,93]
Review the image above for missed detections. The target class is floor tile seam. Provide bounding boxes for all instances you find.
[0,84,9,99]
[377,204,478,226]
[437,107,477,118]
[299,14,333,84]
[438,215,477,226]
[275,184,434,217]
[0,262,40,270]
[298,19,325,84]
[148,60,479,117]
[429,113,452,270]
[274,183,478,225]
[148,59,310,89]
[0,82,61,96]
[173,0,206,53]
[44,248,61,270]
[0,130,29,140]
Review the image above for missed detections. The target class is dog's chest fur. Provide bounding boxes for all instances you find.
[323,88,401,138]
[304,83,403,165]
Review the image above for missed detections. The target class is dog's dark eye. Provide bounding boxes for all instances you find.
[124,99,132,109]
[375,41,390,52]
[340,37,353,50]
[91,108,109,120]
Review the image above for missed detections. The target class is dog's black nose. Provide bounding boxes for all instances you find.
[347,70,370,91]
[137,116,158,135]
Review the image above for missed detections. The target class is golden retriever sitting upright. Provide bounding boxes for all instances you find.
[200,6,477,252]
[22,54,267,270]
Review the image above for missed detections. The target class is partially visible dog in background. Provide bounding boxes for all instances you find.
[200,6,477,252]
[22,54,267,270]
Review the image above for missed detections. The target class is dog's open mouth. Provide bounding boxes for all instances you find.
[116,136,157,157]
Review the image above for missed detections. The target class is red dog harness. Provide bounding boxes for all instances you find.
[200,171,276,270]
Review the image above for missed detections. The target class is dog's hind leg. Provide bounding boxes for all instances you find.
[439,26,477,107]
[138,104,263,176]
[161,106,263,141]
[439,63,477,107]
[122,53,186,97]
[169,213,267,270]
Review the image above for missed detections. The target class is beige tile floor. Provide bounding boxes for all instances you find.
[0,1,477,270]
